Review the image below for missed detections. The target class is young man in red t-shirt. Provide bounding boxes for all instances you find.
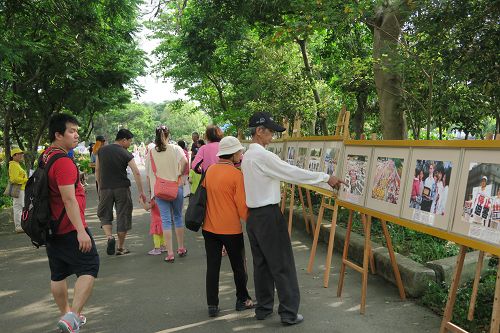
[44,114,99,333]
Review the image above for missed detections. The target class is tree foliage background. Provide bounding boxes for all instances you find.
[149,0,498,140]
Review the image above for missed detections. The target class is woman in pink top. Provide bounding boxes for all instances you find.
[192,125,224,173]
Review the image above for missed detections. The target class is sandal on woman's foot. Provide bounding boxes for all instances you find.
[235,298,256,311]
[116,248,130,256]
[164,254,175,262]
[177,248,188,257]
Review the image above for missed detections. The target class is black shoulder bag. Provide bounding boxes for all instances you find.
[185,166,209,232]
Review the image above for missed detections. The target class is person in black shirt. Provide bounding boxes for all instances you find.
[96,129,147,256]
[191,131,200,161]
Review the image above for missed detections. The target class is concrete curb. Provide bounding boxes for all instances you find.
[287,207,488,298]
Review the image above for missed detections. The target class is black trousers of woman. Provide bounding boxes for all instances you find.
[202,230,251,306]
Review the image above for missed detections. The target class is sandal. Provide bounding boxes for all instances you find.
[177,248,188,257]
[164,253,175,263]
[236,298,256,311]
[116,248,130,256]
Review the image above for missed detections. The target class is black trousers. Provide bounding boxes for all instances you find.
[202,230,251,306]
[246,204,300,321]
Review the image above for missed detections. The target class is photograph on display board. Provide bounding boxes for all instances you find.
[461,163,500,232]
[296,146,308,169]
[408,160,453,216]
[371,157,404,205]
[275,143,284,159]
[286,145,297,166]
[342,154,368,203]
[316,142,342,190]
[308,147,323,172]
[322,143,342,176]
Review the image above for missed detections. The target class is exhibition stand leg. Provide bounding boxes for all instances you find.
[306,189,316,232]
[467,251,485,321]
[361,216,377,275]
[380,219,406,300]
[297,186,311,234]
[323,202,340,288]
[337,210,354,297]
[307,196,328,273]
[491,260,499,333]
[336,214,405,314]
[440,245,467,333]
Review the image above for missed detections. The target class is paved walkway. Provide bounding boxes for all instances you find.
[0,171,441,333]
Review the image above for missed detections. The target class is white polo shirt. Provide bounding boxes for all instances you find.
[241,143,330,208]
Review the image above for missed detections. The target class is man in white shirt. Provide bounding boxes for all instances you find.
[241,112,343,326]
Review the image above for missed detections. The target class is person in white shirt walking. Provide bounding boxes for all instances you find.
[241,112,344,326]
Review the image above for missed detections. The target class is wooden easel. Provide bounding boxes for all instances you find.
[440,246,500,333]
[306,106,351,272]
[334,213,406,314]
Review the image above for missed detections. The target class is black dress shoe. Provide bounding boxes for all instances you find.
[208,305,220,317]
[281,314,304,325]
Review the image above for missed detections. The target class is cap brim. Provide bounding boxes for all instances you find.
[265,121,286,132]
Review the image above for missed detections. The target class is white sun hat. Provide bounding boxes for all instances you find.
[217,136,245,156]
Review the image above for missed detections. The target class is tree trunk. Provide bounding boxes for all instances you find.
[353,91,368,139]
[296,39,328,135]
[3,105,12,167]
[206,74,228,112]
[373,5,407,139]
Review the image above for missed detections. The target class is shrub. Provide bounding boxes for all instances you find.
[420,257,497,332]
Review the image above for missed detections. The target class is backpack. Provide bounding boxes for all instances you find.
[21,150,77,248]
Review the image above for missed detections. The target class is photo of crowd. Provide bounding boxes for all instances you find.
[371,157,404,205]
[296,147,308,169]
[462,163,500,231]
[286,146,296,166]
[308,147,323,172]
[323,146,341,177]
[409,160,452,216]
[342,154,368,202]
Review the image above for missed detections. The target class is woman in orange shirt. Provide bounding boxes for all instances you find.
[202,136,254,317]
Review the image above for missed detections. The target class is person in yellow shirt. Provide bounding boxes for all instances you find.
[9,148,28,233]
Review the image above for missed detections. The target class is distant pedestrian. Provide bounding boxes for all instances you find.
[191,131,200,162]
[44,114,99,333]
[8,148,28,233]
[241,112,344,325]
[192,125,223,173]
[188,140,206,194]
[202,136,255,317]
[96,129,147,256]
[145,125,188,262]
[177,140,190,197]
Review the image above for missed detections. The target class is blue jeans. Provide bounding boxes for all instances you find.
[155,186,184,230]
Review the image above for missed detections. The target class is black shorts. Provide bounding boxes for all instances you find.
[46,228,100,281]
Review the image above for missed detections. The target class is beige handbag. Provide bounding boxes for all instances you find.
[3,182,21,198]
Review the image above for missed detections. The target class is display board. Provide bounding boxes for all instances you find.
[401,148,461,230]
[452,149,500,245]
[339,146,372,205]
[242,137,500,253]
[366,147,410,217]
